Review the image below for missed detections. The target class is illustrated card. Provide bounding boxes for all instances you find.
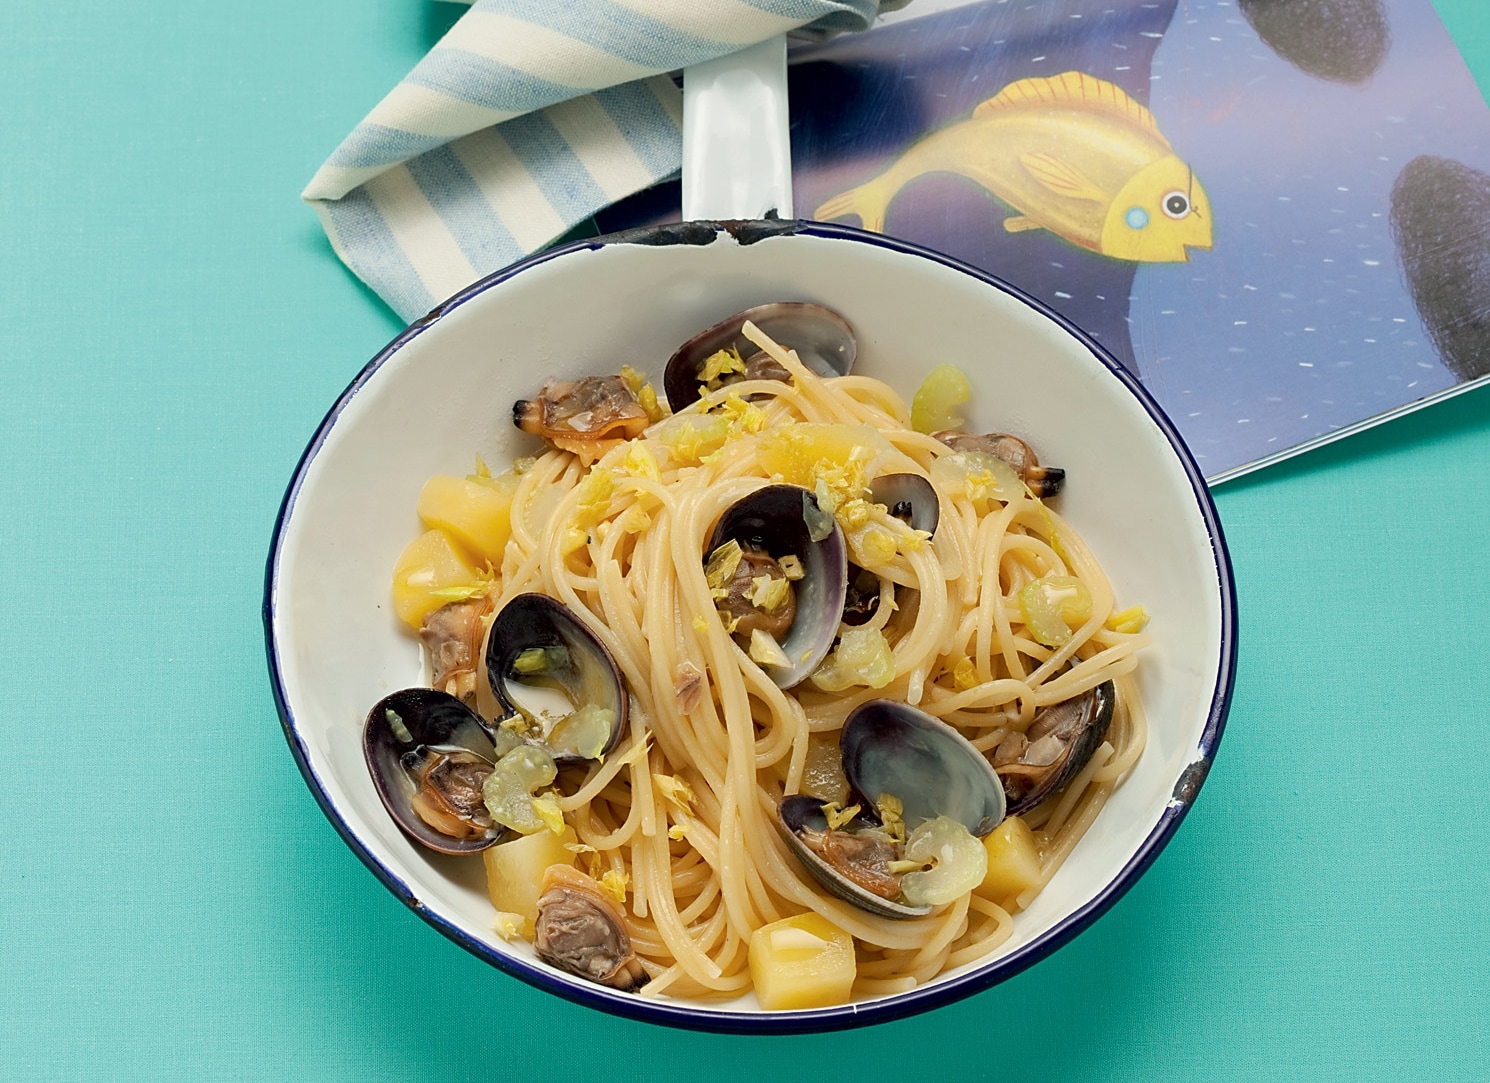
[599,0,1490,482]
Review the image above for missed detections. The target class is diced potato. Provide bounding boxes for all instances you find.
[980,815,1043,901]
[748,912,856,1011]
[390,529,483,629]
[756,423,891,489]
[417,472,520,565]
[482,827,578,930]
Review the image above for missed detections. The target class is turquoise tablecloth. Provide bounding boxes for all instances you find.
[3,2,1488,1079]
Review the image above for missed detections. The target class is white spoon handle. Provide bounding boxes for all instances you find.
[681,35,794,221]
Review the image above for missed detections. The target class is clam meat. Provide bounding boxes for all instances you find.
[419,596,489,705]
[534,865,649,992]
[515,375,650,463]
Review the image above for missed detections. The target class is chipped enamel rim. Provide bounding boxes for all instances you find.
[265,220,1236,1034]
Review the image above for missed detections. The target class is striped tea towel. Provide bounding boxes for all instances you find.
[303,0,904,321]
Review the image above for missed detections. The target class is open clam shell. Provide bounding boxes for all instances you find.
[778,700,1007,919]
[363,687,507,855]
[663,302,856,411]
[868,473,939,536]
[842,700,1006,837]
[998,680,1115,816]
[483,593,628,763]
[706,484,847,689]
[843,473,940,627]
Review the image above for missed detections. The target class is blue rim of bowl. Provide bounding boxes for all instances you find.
[264,219,1237,1034]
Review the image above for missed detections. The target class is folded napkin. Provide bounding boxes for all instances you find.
[304,0,903,321]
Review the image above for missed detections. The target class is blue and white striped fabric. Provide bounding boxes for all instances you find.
[304,0,900,320]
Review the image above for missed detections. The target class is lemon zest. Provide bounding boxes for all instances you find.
[598,869,630,903]
[877,793,907,845]
[654,774,697,811]
[619,505,652,534]
[622,442,661,481]
[951,656,979,691]
[821,802,862,831]
[492,912,530,940]
[748,629,790,668]
[531,793,567,835]
[704,539,744,589]
[718,391,767,435]
[1107,604,1150,635]
[572,469,616,529]
[747,574,791,613]
[699,346,746,386]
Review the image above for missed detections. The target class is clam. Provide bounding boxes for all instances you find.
[935,430,1066,497]
[419,596,488,704]
[514,375,650,462]
[363,687,507,855]
[841,700,1006,835]
[484,593,628,763]
[842,473,938,628]
[994,680,1115,815]
[663,302,856,411]
[366,594,629,854]
[704,484,847,689]
[868,473,939,536]
[778,700,1005,918]
[534,865,649,992]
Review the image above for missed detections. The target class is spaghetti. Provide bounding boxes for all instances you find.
[396,321,1149,1004]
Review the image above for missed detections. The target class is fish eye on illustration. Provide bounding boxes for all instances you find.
[1162,190,1192,219]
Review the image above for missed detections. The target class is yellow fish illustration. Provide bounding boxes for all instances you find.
[814,71,1212,262]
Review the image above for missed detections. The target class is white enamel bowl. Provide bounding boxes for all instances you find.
[265,222,1236,1032]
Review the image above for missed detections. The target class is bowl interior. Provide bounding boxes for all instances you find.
[268,227,1230,1029]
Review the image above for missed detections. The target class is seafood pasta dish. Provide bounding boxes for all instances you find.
[363,304,1150,1009]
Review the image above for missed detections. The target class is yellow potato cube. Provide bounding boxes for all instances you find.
[980,815,1043,901]
[482,828,578,930]
[748,912,856,1011]
[390,529,482,629]
[756,423,890,488]
[417,473,519,565]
